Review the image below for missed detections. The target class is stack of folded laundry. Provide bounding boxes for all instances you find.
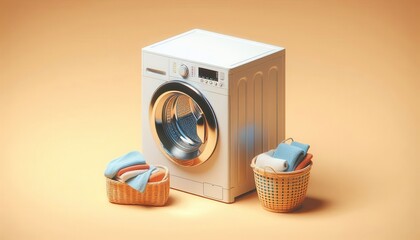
[255,138,313,172]
[104,151,165,192]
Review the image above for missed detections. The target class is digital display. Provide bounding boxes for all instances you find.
[199,67,218,81]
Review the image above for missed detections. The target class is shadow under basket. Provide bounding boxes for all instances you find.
[250,157,312,212]
[105,165,170,206]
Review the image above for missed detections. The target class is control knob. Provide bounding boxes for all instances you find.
[179,64,189,78]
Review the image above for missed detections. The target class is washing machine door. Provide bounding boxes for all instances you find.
[149,80,218,167]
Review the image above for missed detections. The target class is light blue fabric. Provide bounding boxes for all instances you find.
[104,151,146,179]
[291,141,310,155]
[126,166,157,192]
[273,143,305,171]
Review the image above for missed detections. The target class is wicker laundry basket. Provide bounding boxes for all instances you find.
[105,165,169,206]
[250,157,312,212]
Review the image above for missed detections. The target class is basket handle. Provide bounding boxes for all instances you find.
[250,157,282,174]
[250,157,257,168]
[261,165,280,174]
[155,165,169,181]
[281,137,294,144]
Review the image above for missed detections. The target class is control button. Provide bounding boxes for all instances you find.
[172,62,177,73]
[219,82,223,87]
[220,72,225,80]
[179,64,189,78]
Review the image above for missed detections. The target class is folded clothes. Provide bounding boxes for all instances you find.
[117,168,163,183]
[116,169,149,182]
[104,151,146,179]
[117,164,150,177]
[126,166,157,192]
[295,153,313,170]
[256,150,288,173]
[273,143,305,172]
[291,141,310,155]
[104,151,156,192]
[148,169,166,182]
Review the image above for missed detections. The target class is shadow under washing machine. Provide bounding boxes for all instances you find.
[141,29,285,203]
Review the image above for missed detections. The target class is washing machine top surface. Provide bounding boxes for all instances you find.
[143,29,283,69]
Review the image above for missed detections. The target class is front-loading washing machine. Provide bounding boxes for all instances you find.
[141,29,285,203]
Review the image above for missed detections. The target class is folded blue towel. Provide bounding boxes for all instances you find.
[291,141,310,155]
[273,143,305,171]
[104,151,146,179]
[126,166,157,192]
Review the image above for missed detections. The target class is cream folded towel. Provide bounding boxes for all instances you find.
[255,150,288,173]
[116,168,159,182]
[116,169,148,182]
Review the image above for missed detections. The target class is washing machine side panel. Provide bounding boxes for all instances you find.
[229,52,285,198]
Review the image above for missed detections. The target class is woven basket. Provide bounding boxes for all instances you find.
[250,157,312,212]
[105,165,170,206]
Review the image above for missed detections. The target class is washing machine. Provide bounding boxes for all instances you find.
[141,29,285,203]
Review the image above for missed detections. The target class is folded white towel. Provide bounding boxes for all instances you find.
[255,150,288,173]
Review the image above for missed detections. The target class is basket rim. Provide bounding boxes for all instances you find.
[250,156,312,176]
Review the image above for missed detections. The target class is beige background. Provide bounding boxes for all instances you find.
[1,0,419,239]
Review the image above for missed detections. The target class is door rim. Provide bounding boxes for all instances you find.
[149,80,218,167]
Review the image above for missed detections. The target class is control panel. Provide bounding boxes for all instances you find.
[170,60,227,89]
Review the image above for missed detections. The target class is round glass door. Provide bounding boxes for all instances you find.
[149,80,218,167]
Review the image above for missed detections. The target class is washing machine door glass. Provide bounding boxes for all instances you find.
[150,80,218,167]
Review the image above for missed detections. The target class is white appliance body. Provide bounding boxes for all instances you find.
[141,29,285,203]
